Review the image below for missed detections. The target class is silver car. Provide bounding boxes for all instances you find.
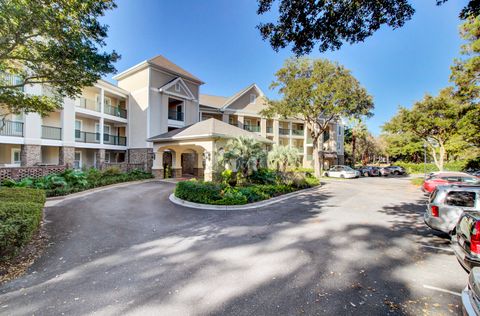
[462,267,480,315]
[424,184,480,234]
[324,165,360,179]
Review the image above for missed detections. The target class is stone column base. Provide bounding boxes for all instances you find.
[21,144,41,167]
[193,168,204,178]
[152,168,164,179]
[59,146,75,167]
[172,168,182,178]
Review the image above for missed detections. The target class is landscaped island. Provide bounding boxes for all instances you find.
[175,169,319,205]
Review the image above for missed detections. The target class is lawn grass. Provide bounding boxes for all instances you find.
[410,177,425,186]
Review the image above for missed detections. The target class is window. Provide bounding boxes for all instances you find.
[73,151,82,169]
[11,148,21,165]
[105,152,111,163]
[463,177,480,184]
[75,120,82,140]
[445,191,476,207]
[250,94,256,104]
[175,83,181,92]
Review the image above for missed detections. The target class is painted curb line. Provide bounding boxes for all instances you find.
[169,185,322,211]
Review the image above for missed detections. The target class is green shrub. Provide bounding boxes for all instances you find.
[0,188,46,204]
[410,178,425,186]
[238,186,270,203]
[0,202,43,260]
[175,180,226,204]
[213,188,248,205]
[394,161,467,174]
[248,168,278,185]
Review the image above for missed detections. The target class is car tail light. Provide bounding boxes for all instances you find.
[431,206,439,217]
[471,221,480,255]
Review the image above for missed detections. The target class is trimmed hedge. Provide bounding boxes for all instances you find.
[0,188,46,261]
[394,161,467,174]
[0,187,46,204]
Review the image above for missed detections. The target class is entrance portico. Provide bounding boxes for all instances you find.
[148,118,272,181]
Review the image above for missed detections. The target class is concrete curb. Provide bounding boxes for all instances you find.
[169,185,322,210]
[45,179,158,207]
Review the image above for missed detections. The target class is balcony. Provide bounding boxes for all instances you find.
[77,97,100,112]
[244,125,260,132]
[0,120,23,137]
[104,104,127,119]
[103,134,127,146]
[266,126,273,133]
[279,128,290,135]
[42,125,62,140]
[168,110,184,121]
[292,129,304,136]
[75,130,100,143]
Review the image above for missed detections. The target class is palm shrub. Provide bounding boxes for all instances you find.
[220,136,267,181]
[268,144,300,172]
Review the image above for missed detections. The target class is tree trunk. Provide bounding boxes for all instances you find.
[312,141,322,179]
[351,134,356,167]
[438,143,445,171]
[430,147,441,171]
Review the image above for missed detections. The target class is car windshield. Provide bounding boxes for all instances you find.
[463,177,480,184]
[343,166,353,171]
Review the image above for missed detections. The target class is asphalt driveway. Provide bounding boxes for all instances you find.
[0,177,467,315]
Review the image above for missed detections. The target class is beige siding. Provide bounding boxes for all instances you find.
[227,88,266,113]
[41,146,59,164]
[0,144,21,164]
[42,112,61,127]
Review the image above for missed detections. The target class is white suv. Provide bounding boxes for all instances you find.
[324,165,360,179]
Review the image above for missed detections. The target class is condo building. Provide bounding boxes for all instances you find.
[0,55,344,181]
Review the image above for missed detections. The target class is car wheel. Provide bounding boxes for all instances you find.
[393,171,399,175]
[340,174,345,178]
[324,172,329,177]
[363,172,369,177]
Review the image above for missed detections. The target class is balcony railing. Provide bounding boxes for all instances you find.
[266,126,273,133]
[168,110,184,121]
[103,134,127,146]
[244,125,260,132]
[42,125,62,140]
[292,129,304,136]
[279,128,290,135]
[0,120,23,137]
[78,97,100,112]
[104,104,127,119]
[75,130,100,143]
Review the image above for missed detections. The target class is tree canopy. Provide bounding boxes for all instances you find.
[262,57,374,177]
[257,0,480,55]
[0,0,119,117]
[382,88,463,170]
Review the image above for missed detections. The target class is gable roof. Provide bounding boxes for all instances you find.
[199,94,228,109]
[147,118,273,143]
[113,54,203,84]
[158,77,196,100]
[199,84,265,111]
[148,55,203,83]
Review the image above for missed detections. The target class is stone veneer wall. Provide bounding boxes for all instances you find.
[59,146,75,167]
[128,148,153,172]
[21,144,41,167]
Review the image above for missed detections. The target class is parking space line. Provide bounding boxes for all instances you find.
[423,285,461,297]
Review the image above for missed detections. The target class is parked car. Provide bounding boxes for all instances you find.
[378,167,390,177]
[357,166,380,177]
[424,185,480,234]
[422,172,480,193]
[452,211,480,271]
[323,165,360,179]
[462,267,480,316]
[387,166,406,175]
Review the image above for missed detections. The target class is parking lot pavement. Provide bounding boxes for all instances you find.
[0,177,468,315]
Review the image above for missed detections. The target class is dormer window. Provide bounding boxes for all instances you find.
[250,94,256,104]
[175,82,180,92]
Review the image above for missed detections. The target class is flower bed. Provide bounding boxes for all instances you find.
[175,169,319,205]
[0,188,46,261]
[1,168,153,197]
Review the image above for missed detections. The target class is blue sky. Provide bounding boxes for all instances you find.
[100,0,466,135]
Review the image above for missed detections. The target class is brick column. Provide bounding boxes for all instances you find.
[21,144,41,166]
[95,149,105,168]
[59,146,75,167]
